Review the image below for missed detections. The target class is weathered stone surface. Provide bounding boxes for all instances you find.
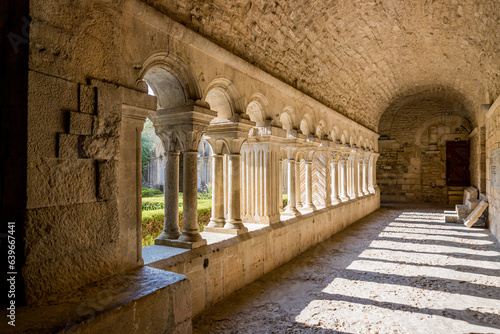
[69,111,93,136]
[2,267,190,334]
[24,200,119,305]
[27,158,97,208]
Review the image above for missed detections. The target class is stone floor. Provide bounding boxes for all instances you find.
[193,204,500,334]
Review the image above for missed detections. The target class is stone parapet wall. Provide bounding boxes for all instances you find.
[145,192,380,316]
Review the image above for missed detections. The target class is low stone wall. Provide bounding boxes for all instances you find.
[2,267,191,334]
[144,192,380,316]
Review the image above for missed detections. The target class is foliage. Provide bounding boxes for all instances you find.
[198,182,212,200]
[141,119,157,171]
[141,187,163,198]
[283,194,288,208]
[141,196,212,247]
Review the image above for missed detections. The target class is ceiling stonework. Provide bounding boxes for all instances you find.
[143,0,500,131]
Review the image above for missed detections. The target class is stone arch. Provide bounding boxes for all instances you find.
[138,50,202,109]
[205,77,244,119]
[315,120,326,139]
[280,107,295,132]
[330,126,340,142]
[246,93,269,127]
[300,113,314,136]
[341,131,348,145]
[414,115,472,146]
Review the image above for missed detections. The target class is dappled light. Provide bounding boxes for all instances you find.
[194,205,500,333]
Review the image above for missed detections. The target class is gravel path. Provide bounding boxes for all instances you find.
[193,204,500,334]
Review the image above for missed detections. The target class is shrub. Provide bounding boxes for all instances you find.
[141,198,212,247]
[142,197,165,211]
[141,187,163,198]
[283,194,288,208]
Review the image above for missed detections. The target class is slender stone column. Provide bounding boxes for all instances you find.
[225,153,247,231]
[303,159,316,210]
[340,154,349,202]
[295,160,302,208]
[371,154,379,193]
[284,159,300,215]
[349,153,359,200]
[357,156,364,197]
[331,152,340,204]
[279,159,284,211]
[179,151,202,242]
[207,153,224,228]
[368,154,375,193]
[362,156,369,195]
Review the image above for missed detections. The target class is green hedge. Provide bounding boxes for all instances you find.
[141,187,163,198]
[142,199,212,247]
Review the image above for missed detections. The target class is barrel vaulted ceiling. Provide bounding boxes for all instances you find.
[143,0,500,131]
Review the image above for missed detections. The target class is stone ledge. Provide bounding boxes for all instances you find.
[1,267,190,334]
[143,192,380,316]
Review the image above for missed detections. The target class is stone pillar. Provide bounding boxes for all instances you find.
[284,159,300,215]
[349,151,359,200]
[368,154,375,193]
[205,117,253,233]
[295,160,302,208]
[357,153,364,197]
[157,150,181,240]
[150,102,216,249]
[362,155,369,195]
[224,153,247,231]
[207,153,224,228]
[279,159,284,211]
[303,159,316,210]
[370,153,379,193]
[340,153,350,202]
[331,152,340,204]
[179,151,202,243]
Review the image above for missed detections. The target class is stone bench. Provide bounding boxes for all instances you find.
[445,187,480,224]
[1,267,190,334]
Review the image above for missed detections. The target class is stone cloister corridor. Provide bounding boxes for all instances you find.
[194,205,500,334]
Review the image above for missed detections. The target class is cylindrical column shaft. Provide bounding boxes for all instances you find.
[304,160,316,210]
[225,153,245,230]
[295,160,302,208]
[340,158,349,202]
[179,151,202,242]
[331,157,340,204]
[156,151,180,240]
[285,159,300,215]
[207,154,225,228]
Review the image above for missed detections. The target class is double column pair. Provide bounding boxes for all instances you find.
[151,103,217,249]
[204,118,254,234]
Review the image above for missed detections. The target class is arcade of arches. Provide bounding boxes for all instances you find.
[2,0,500,333]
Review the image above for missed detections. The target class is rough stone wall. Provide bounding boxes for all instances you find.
[378,99,471,203]
[485,99,500,241]
[144,0,500,130]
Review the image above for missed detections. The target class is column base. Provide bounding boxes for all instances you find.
[155,238,207,249]
[340,196,350,202]
[302,203,317,211]
[204,226,248,235]
[155,230,181,242]
[283,206,301,216]
[363,190,370,196]
[207,218,225,228]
